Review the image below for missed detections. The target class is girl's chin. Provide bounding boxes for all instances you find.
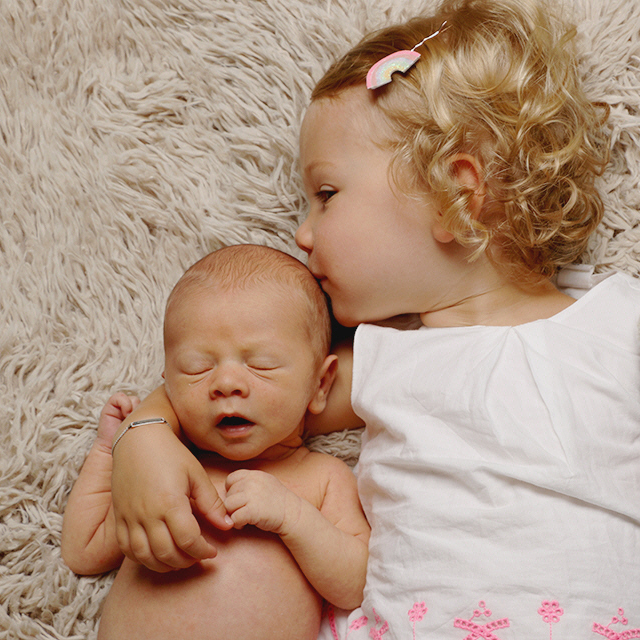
[330,303,361,327]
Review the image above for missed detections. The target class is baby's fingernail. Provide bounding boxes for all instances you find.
[224,515,234,526]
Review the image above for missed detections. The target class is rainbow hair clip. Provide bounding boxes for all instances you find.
[366,21,448,90]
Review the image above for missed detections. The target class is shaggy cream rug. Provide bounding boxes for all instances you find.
[0,0,638,637]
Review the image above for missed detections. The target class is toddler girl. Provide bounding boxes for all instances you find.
[104,0,640,638]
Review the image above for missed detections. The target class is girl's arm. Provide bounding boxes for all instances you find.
[61,393,138,575]
[225,456,370,610]
[110,386,233,572]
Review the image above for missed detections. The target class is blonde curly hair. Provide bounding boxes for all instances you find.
[312,0,610,283]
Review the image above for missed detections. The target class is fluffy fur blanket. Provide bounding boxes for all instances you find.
[0,0,638,637]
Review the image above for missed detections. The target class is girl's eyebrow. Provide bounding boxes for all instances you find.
[303,160,333,178]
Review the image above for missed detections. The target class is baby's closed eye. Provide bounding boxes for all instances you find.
[180,362,213,376]
[246,357,281,372]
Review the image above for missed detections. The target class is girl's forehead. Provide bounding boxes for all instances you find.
[300,86,392,154]
[303,86,373,127]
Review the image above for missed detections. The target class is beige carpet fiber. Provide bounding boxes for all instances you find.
[0,0,639,637]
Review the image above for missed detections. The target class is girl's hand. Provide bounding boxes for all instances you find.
[111,424,234,572]
[95,392,140,452]
[224,469,302,535]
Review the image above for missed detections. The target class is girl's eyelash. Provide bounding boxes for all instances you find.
[316,189,336,203]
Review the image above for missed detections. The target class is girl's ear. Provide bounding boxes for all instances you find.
[307,354,339,415]
[447,152,486,218]
[432,153,486,244]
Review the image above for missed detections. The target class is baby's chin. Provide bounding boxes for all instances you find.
[184,430,305,463]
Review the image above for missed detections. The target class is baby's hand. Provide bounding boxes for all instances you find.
[224,470,302,536]
[95,393,140,452]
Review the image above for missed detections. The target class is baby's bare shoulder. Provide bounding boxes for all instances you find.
[297,451,359,506]
[299,449,354,479]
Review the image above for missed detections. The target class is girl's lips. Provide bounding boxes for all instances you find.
[314,275,328,291]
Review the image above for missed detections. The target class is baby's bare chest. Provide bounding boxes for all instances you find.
[100,455,326,640]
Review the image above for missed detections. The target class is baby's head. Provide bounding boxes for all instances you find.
[308,0,610,284]
[162,244,336,461]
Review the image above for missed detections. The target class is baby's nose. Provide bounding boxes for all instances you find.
[209,365,249,398]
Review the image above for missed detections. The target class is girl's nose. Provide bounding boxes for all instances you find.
[209,365,249,398]
[295,217,313,254]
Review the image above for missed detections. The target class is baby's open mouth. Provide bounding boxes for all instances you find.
[216,415,254,428]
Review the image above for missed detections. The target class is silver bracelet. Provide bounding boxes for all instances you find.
[111,418,170,455]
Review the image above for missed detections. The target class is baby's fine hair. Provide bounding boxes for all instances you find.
[165,244,331,364]
[313,0,610,283]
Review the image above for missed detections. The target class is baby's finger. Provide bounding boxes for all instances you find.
[224,493,254,529]
[227,508,249,529]
[192,470,234,532]
[164,508,217,561]
[114,514,132,558]
[125,524,179,573]
[145,518,203,569]
[109,391,129,408]
[224,468,251,490]
[120,395,141,418]
[223,491,247,515]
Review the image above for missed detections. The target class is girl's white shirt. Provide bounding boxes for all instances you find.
[321,270,640,639]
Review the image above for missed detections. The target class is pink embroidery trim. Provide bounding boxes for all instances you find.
[369,622,389,640]
[331,600,639,640]
[454,601,510,640]
[538,601,564,640]
[593,609,640,640]
[346,615,369,640]
[408,602,428,640]
[325,604,340,640]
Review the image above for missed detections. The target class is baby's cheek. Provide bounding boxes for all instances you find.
[172,397,207,438]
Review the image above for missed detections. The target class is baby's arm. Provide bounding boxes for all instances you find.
[61,393,139,574]
[110,386,233,572]
[224,455,370,609]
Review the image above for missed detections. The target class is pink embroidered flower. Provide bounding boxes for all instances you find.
[612,608,629,626]
[408,602,427,623]
[454,602,510,640]
[369,621,389,639]
[538,601,564,624]
[593,608,640,639]
[472,601,492,619]
[349,616,369,631]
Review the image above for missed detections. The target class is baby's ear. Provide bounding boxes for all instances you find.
[307,354,338,415]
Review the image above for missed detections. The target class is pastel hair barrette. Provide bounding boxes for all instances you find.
[366,21,448,90]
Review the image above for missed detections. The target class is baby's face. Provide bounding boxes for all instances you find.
[163,282,321,461]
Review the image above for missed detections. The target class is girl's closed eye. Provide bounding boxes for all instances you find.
[316,186,337,203]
